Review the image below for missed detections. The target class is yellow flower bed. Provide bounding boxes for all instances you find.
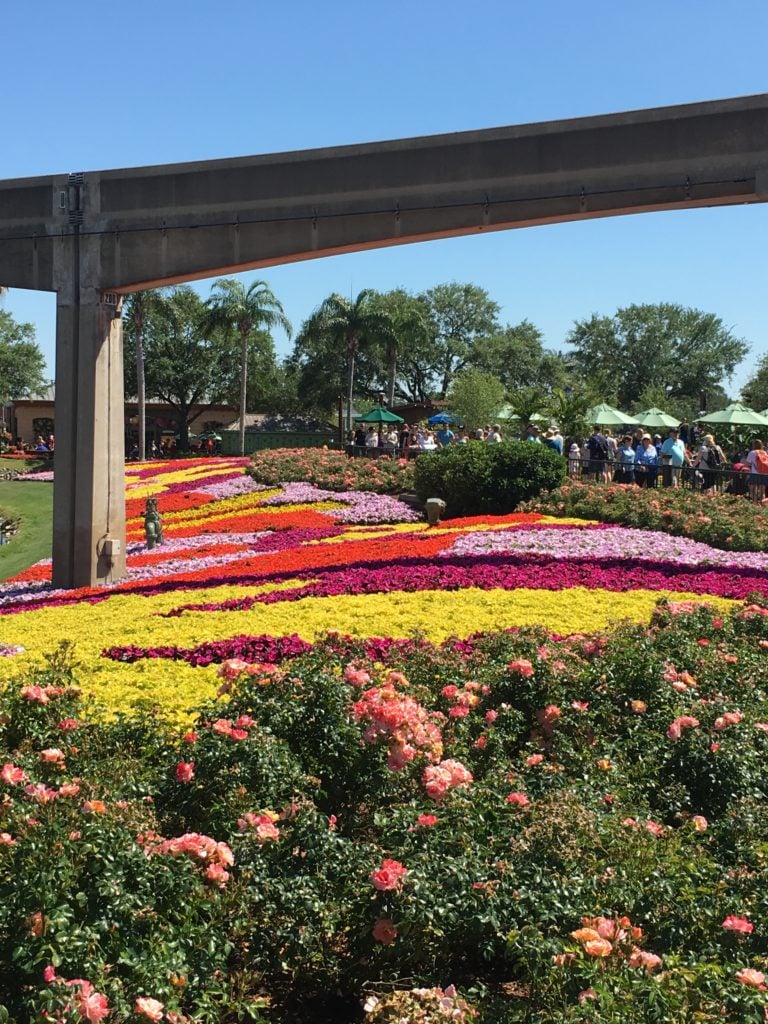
[0,584,736,721]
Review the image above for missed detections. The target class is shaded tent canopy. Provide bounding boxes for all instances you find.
[699,402,768,427]
[586,403,639,427]
[427,412,461,425]
[634,407,681,429]
[355,408,405,424]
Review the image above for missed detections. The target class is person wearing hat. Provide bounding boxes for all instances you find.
[522,424,539,443]
[660,428,686,488]
[568,442,582,479]
[543,427,560,453]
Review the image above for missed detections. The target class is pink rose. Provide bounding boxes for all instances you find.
[722,915,753,934]
[1,763,27,785]
[370,858,408,891]
[372,917,398,944]
[505,791,530,808]
[175,762,195,783]
[135,996,165,1021]
[735,967,765,989]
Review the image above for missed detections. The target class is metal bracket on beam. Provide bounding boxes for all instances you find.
[67,172,85,225]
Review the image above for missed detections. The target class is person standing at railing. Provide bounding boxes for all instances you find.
[693,433,726,495]
[745,439,768,502]
[634,434,659,487]
[660,428,686,487]
[615,435,636,484]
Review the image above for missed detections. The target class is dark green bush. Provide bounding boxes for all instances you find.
[413,442,565,516]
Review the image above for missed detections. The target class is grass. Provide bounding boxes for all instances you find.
[0,480,52,582]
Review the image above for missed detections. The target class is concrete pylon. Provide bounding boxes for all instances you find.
[52,232,126,588]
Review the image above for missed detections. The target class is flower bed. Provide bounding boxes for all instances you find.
[2,604,768,1020]
[522,480,768,551]
[2,457,768,1021]
[248,447,416,493]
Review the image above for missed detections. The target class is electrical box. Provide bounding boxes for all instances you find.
[103,538,121,557]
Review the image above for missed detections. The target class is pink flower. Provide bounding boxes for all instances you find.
[205,862,230,887]
[58,783,80,798]
[43,964,57,983]
[175,762,195,783]
[526,754,544,766]
[343,665,371,687]
[370,858,408,891]
[508,659,534,678]
[537,704,561,734]
[628,949,663,973]
[722,915,754,934]
[182,731,199,744]
[691,815,708,831]
[735,968,766,989]
[571,701,589,712]
[40,748,66,764]
[218,658,249,680]
[21,685,49,704]
[58,718,79,732]
[505,791,530,808]
[25,783,58,804]
[135,997,165,1021]
[1,763,27,785]
[484,710,498,724]
[422,759,473,802]
[416,814,438,827]
[645,820,665,837]
[66,980,110,1023]
[372,917,398,944]
[0,832,15,845]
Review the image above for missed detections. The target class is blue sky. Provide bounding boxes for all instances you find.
[2,0,767,393]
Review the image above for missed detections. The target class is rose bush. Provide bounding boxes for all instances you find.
[3,599,768,1021]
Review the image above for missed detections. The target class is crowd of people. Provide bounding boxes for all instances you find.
[348,417,768,502]
[350,422,513,455]
[567,424,768,501]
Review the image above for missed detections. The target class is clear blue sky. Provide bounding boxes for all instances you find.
[2,0,767,393]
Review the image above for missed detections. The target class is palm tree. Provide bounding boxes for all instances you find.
[307,291,396,432]
[207,279,291,456]
[124,289,169,461]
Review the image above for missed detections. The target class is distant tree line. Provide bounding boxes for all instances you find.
[0,282,758,454]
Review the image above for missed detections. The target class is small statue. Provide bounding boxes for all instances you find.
[143,498,164,550]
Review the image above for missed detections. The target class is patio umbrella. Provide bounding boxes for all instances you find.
[198,431,223,441]
[698,402,768,427]
[495,405,548,423]
[427,412,461,425]
[585,403,639,427]
[355,408,405,424]
[635,407,681,430]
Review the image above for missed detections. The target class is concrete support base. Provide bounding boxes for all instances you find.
[52,281,126,588]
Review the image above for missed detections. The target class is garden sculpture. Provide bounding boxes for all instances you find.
[143,498,164,550]
[425,497,446,526]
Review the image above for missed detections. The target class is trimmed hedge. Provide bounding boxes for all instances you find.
[413,441,565,516]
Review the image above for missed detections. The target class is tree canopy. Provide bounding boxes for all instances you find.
[0,309,46,402]
[125,287,232,449]
[566,303,748,414]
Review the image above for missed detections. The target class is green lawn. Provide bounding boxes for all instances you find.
[0,456,46,471]
[0,481,52,582]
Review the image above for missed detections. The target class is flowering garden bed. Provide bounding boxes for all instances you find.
[2,457,768,1021]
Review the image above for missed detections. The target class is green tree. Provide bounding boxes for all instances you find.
[140,287,230,451]
[0,310,46,437]
[421,283,501,397]
[294,290,395,432]
[368,289,431,406]
[207,279,291,456]
[466,320,544,392]
[447,369,505,432]
[123,289,170,461]
[741,353,768,414]
[567,303,749,411]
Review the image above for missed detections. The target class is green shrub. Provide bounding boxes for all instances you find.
[414,442,565,516]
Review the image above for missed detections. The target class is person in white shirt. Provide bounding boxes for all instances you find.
[365,427,379,448]
[486,424,503,444]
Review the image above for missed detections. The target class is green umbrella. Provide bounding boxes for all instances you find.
[355,407,405,424]
[495,405,548,423]
[635,407,681,429]
[698,402,768,427]
[585,403,639,427]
